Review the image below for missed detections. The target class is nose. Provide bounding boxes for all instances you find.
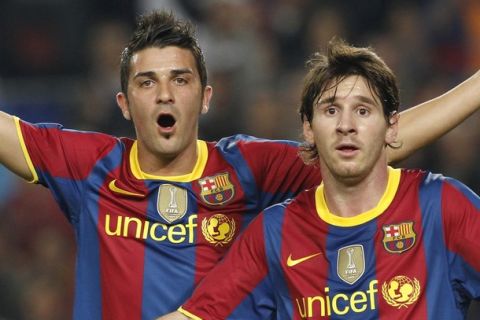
[336,111,356,135]
[156,80,174,104]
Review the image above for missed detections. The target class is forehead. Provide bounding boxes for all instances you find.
[130,46,198,76]
[319,75,380,105]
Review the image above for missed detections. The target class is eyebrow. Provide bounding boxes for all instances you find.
[317,94,379,106]
[133,68,194,80]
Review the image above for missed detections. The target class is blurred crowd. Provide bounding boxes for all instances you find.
[0,0,479,319]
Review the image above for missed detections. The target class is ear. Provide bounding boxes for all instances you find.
[201,85,213,114]
[116,92,131,120]
[385,112,399,145]
[303,120,315,145]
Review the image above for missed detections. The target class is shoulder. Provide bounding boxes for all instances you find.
[402,168,479,206]
[20,119,127,162]
[20,120,120,145]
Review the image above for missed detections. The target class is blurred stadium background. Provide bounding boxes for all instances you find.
[0,0,479,319]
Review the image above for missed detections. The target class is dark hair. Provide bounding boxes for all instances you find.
[120,11,207,95]
[299,38,400,163]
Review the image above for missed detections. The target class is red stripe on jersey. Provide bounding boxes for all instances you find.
[375,173,428,319]
[281,191,330,320]
[98,168,149,319]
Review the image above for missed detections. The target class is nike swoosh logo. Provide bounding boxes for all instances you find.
[287,252,322,267]
[108,180,145,198]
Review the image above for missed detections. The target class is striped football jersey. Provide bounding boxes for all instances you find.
[15,118,321,320]
[181,168,480,320]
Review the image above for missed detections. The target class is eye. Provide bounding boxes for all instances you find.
[174,77,188,85]
[140,79,155,88]
[356,106,370,116]
[325,105,338,115]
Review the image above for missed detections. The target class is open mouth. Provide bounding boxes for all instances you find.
[157,114,176,129]
[337,146,358,152]
[336,144,359,153]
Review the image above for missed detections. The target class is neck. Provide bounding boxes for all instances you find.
[321,163,390,218]
[136,140,199,177]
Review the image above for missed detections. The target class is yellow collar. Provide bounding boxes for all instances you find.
[129,140,208,182]
[315,167,401,227]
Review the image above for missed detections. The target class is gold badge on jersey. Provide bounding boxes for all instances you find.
[382,275,421,308]
[198,173,235,206]
[382,221,416,254]
[201,214,236,246]
[337,244,365,285]
[157,184,188,223]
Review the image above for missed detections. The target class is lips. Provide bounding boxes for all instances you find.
[335,143,359,156]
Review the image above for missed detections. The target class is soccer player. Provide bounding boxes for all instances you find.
[0,10,479,320]
[162,40,480,320]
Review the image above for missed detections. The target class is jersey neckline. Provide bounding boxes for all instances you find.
[129,140,208,182]
[315,167,401,227]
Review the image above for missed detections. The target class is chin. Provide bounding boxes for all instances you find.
[332,165,366,183]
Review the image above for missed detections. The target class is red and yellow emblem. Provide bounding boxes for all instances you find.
[201,214,236,246]
[198,173,235,205]
[382,221,416,254]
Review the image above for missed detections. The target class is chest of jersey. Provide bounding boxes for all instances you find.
[271,194,437,319]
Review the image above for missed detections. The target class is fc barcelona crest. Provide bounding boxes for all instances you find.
[198,173,235,206]
[382,221,416,254]
[157,184,188,223]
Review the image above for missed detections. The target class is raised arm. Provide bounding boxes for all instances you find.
[0,111,33,180]
[389,71,480,163]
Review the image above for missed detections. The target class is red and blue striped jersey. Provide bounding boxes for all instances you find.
[181,168,480,320]
[15,118,321,320]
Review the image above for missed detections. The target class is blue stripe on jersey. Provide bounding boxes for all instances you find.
[262,202,294,318]
[326,221,379,320]
[418,173,461,320]
[41,170,104,320]
[36,169,84,223]
[75,142,125,320]
[141,181,196,319]
[444,177,480,209]
[228,277,275,320]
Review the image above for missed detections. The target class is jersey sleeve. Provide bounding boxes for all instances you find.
[441,178,480,300]
[220,135,321,208]
[180,213,274,320]
[17,118,119,223]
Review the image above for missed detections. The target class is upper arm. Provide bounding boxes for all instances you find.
[442,180,480,269]
[441,179,480,298]
[0,112,33,181]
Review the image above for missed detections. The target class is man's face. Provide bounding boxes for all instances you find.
[303,75,397,184]
[117,46,212,163]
